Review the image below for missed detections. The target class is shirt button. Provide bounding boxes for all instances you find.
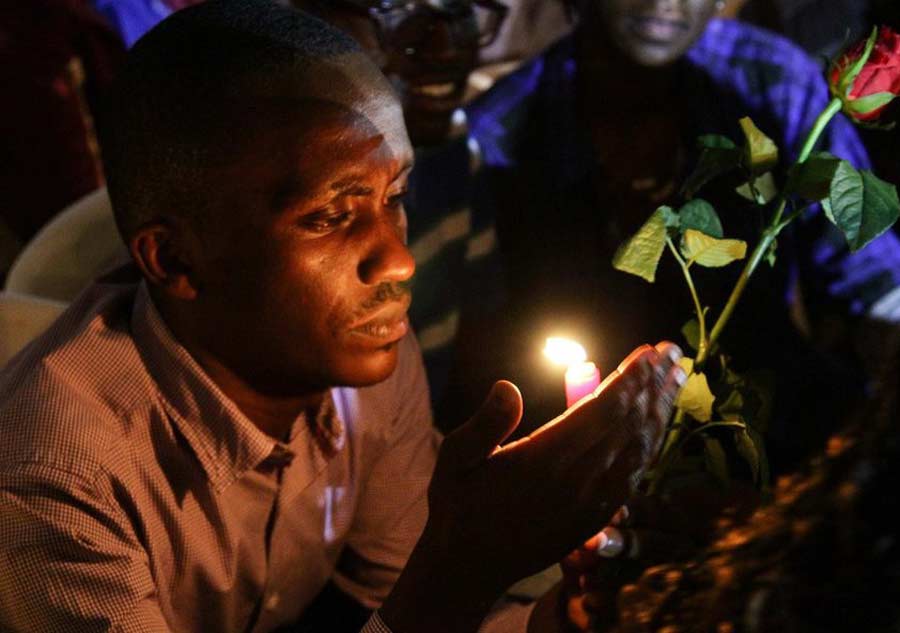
[266,593,280,610]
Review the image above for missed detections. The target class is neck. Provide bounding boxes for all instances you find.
[153,291,326,440]
[575,23,681,113]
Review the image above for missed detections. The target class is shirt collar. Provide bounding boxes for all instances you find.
[130,282,343,491]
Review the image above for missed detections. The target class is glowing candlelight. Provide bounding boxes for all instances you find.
[543,337,602,408]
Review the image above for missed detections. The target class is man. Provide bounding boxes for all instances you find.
[293,0,509,422]
[0,2,685,632]
[13,0,504,424]
[467,0,900,468]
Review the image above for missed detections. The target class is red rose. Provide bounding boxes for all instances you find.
[829,26,900,123]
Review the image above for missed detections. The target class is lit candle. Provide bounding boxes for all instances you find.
[543,337,602,408]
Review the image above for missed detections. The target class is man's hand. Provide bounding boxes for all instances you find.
[381,342,685,633]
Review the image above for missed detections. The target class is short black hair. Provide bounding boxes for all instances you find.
[100,0,363,240]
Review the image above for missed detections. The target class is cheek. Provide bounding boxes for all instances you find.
[272,248,359,337]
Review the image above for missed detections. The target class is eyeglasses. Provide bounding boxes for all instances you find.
[329,0,509,54]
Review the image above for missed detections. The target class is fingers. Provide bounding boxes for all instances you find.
[439,380,523,472]
[519,345,659,461]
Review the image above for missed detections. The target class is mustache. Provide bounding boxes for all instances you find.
[353,280,412,317]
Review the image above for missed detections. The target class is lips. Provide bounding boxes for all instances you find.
[625,15,690,43]
[401,76,468,113]
[348,296,411,345]
[410,81,457,98]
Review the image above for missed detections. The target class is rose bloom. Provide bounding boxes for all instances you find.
[830,25,900,122]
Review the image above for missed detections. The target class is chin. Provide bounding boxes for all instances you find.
[623,43,683,67]
[332,344,401,388]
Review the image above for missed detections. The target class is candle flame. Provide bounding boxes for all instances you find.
[544,337,587,367]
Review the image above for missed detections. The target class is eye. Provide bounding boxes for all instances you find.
[386,190,407,210]
[299,209,354,233]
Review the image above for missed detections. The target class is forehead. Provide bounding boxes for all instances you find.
[206,59,412,204]
[268,53,409,156]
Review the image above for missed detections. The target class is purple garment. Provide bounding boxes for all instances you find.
[467,18,900,318]
[91,0,172,47]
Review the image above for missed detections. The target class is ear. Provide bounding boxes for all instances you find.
[129,221,200,301]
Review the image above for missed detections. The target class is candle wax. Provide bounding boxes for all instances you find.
[565,361,601,407]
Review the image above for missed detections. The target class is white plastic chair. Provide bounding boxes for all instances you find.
[5,186,128,302]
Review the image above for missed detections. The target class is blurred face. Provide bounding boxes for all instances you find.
[599,0,719,66]
[194,62,416,393]
[313,2,481,145]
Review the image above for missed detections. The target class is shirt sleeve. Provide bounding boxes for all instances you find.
[0,463,172,632]
[332,333,442,609]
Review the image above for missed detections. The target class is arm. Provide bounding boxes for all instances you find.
[376,342,685,633]
[0,464,172,632]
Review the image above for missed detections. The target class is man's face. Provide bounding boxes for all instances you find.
[193,70,416,394]
[598,0,719,66]
[320,3,481,145]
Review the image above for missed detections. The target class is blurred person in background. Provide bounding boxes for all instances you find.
[465,0,900,471]
[90,0,206,47]
[0,0,124,278]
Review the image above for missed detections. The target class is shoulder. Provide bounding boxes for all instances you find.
[687,19,866,162]
[688,18,825,84]
[467,35,575,167]
[0,282,156,479]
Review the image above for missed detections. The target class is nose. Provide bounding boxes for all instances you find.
[415,18,460,63]
[358,214,416,285]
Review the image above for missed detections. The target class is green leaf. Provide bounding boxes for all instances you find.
[682,146,743,198]
[785,152,841,200]
[721,368,775,433]
[717,389,744,420]
[703,437,730,487]
[680,230,748,268]
[823,164,900,251]
[847,91,897,116]
[660,205,681,233]
[681,319,701,352]
[739,117,779,175]
[822,160,864,242]
[612,208,669,282]
[676,358,715,422]
[679,199,723,238]
[856,171,900,251]
[736,172,778,205]
[734,429,760,484]
[698,134,737,150]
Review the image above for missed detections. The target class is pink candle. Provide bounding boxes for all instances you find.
[565,361,602,407]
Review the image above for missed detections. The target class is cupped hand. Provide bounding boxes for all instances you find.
[425,341,686,594]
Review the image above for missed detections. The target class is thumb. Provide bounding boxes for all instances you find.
[442,380,523,470]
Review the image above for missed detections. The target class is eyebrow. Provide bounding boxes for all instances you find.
[328,161,414,196]
[330,177,374,196]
